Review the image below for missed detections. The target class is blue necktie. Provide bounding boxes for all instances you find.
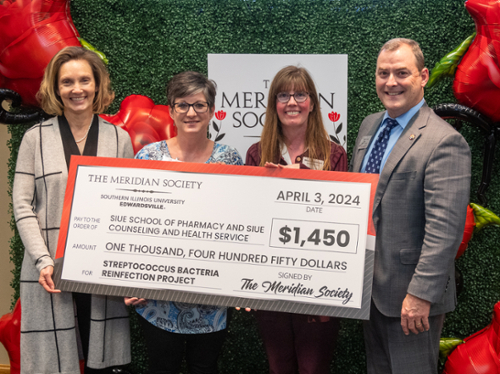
[364,118,399,174]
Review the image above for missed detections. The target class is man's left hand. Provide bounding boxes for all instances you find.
[401,294,431,335]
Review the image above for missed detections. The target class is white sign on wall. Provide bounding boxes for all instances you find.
[208,54,348,159]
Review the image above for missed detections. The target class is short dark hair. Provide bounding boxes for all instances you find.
[166,71,217,108]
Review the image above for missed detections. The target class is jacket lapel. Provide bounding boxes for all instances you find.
[351,113,384,172]
[371,105,430,224]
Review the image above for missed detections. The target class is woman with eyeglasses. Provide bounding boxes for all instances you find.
[246,65,347,374]
[125,71,243,374]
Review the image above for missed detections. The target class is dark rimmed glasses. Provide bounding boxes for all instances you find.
[276,92,309,103]
[173,101,210,113]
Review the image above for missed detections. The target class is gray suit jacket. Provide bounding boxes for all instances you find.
[350,104,471,317]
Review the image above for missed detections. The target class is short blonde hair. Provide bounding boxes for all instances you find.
[37,47,114,115]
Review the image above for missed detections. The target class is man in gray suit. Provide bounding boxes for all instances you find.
[350,38,471,373]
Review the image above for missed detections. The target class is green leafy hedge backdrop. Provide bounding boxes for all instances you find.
[6,0,500,373]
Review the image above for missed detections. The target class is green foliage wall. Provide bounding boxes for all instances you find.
[7,0,500,373]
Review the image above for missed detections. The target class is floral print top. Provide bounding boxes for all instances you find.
[134,140,243,334]
[135,140,243,165]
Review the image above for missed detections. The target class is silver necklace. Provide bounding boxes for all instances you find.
[75,116,93,143]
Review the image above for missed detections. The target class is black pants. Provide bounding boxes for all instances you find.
[73,292,119,374]
[138,315,228,374]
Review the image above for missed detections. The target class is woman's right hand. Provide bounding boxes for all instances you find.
[264,162,284,169]
[124,297,147,306]
[39,266,61,294]
[264,162,299,169]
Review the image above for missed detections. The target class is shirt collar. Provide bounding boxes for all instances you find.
[382,98,425,130]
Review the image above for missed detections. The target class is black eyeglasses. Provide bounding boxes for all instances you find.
[276,92,309,103]
[173,101,210,113]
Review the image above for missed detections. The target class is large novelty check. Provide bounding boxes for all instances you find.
[54,156,378,319]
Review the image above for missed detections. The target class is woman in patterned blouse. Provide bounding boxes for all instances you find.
[125,71,243,374]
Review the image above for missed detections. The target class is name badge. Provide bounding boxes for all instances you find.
[302,157,324,170]
[358,136,372,149]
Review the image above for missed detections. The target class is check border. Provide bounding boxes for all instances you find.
[54,156,378,319]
